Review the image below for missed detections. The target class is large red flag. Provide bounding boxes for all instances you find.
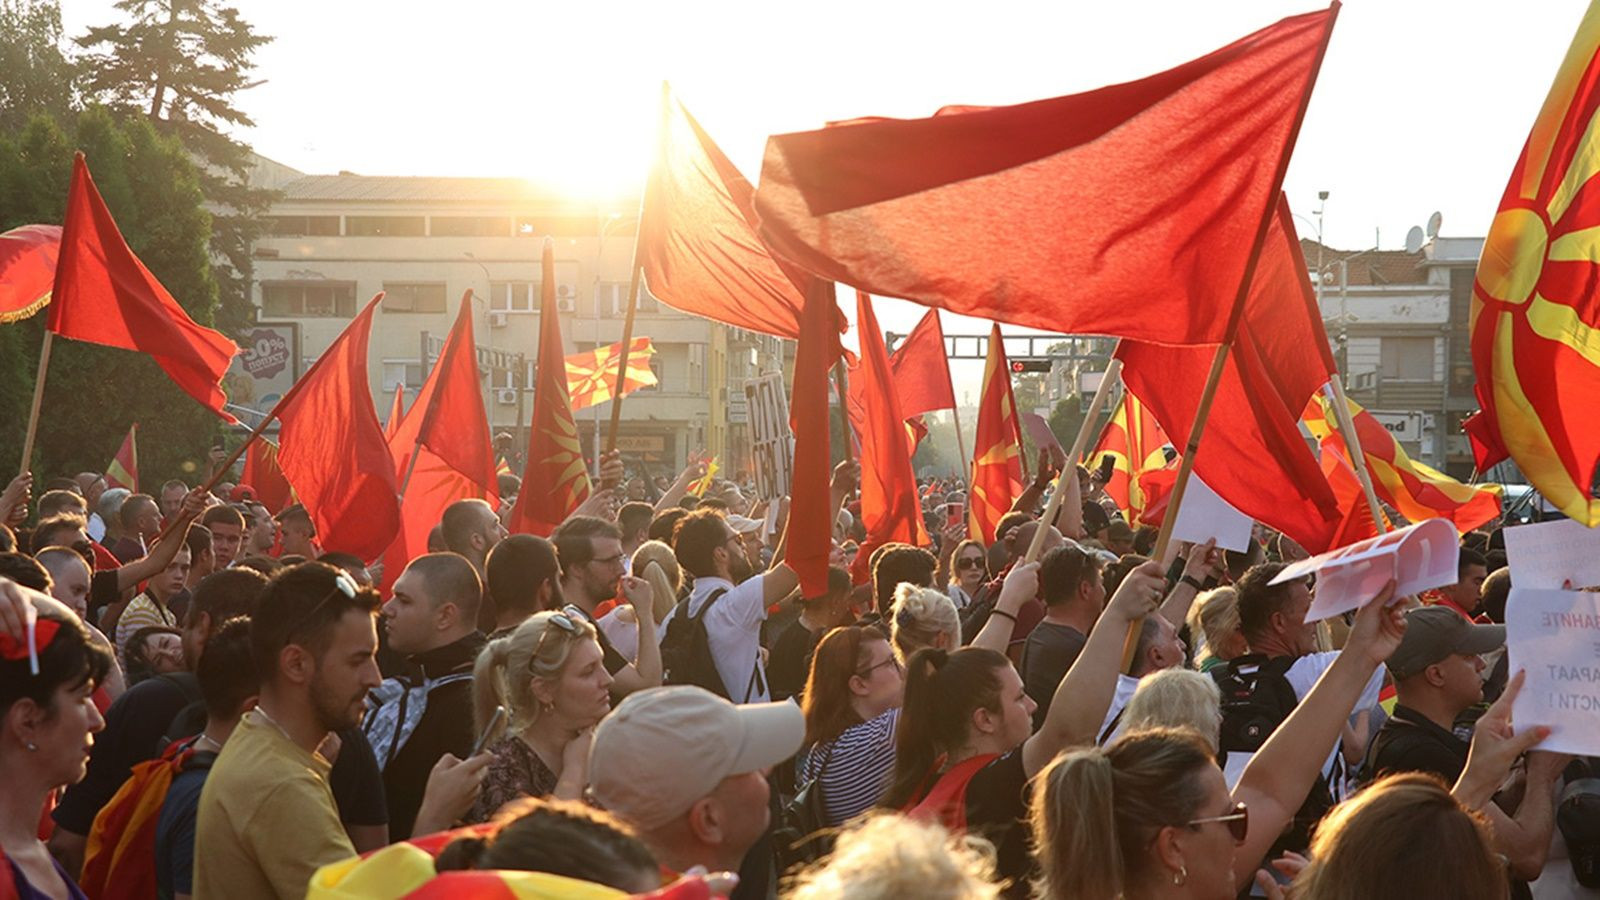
[1117,196,1341,553]
[891,308,955,421]
[788,280,845,598]
[968,325,1024,544]
[240,438,293,515]
[754,8,1336,345]
[847,292,929,585]
[0,224,60,322]
[508,240,592,537]
[49,154,238,422]
[271,294,399,560]
[638,91,809,339]
[412,294,499,501]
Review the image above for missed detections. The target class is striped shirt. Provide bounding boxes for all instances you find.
[799,708,900,827]
[116,592,177,656]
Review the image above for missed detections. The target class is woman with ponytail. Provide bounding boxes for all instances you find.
[596,541,679,661]
[465,611,613,822]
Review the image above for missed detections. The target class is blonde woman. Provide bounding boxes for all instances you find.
[1119,669,1224,751]
[1187,587,1246,672]
[786,813,1000,900]
[466,607,623,822]
[888,583,960,665]
[597,541,679,661]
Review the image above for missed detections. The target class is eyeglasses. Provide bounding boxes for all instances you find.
[856,655,902,679]
[956,557,985,571]
[589,553,625,567]
[1186,802,1249,842]
[528,612,579,674]
[285,570,359,639]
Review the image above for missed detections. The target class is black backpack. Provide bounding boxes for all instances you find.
[661,588,732,699]
[1211,653,1336,854]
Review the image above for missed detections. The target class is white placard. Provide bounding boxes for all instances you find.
[1503,518,1600,590]
[1170,476,1253,552]
[1272,518,1459,623]
[744,374,793,501]
[1506,587,1600,757]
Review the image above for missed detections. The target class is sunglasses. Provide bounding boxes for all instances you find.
[1186,802,1249,842]
[956,557,985,570]
[528,612,580,674]
[285,570,359,639]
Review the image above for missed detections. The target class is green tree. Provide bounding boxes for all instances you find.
[0,0,76,132]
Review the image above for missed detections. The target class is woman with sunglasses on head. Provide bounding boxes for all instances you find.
[798,626,906,828]
[0,577,112,900]
[466,608,616,823]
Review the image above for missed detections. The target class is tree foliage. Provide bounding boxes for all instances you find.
[0,0,75,132]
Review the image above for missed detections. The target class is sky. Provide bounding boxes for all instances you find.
[59,0,1595,404]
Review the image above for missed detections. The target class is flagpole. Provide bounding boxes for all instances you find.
[1023,357,1122,564]
[948,401,971,492]
[17,331,54,479]
[1324,376,1386,534]
[399,441,423,499]
[832,358,856,465]
[605,81,671,461]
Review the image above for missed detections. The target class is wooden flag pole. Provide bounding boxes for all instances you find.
[17,331,54,479]
[398,441,424,500]
[1023,357,1122,564]
[948,400,972,494]
[143,405,281,549]
[1325,376,1387,534]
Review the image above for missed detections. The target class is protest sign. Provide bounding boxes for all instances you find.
[1170,475,1253,552]
[1020,413,1067,469]
[745,373,793,501]
[1503,518,1600,590]
[1506,587,1600,757]
[1271,518,1458,623]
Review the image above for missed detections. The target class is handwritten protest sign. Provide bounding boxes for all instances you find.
[1503,518,1600,590]
[744,373,792,501]
[1506,587,1600,757]
[1170,476,1253,552]
[1271,518,1458,623]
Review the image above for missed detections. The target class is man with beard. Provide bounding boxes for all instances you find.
[552,516,660,698]
[660,509,799,703]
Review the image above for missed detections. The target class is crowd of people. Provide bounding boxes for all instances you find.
[0,452,1593,900]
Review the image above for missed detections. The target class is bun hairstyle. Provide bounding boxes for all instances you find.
[888,584,960,665]
[435,797,657,893]
[472,611,597,737]
[881,647,1009,810]
[1029,727,1216,900]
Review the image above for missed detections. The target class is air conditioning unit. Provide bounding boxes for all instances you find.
[489,311,508,329]
[496,388,518,405]
[556,296,577,313]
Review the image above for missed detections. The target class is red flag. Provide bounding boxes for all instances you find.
[383,384,406,442]
[639,91,808,339]
[49,154,238,422]
[1319,435,1385,547]
[1461,411,1507,474]
[413,294,499,501]
[754,8,1337,345]
[271,293,399,560]
[1117,196,1341,552]
[0,224,60,322]
[968,325,1024,544]
[891,309,955,421]
[508,240,592,537]
[847,292,929,585]
[240,438,293,515]
[105,424,138,493]
[789,280,845,597]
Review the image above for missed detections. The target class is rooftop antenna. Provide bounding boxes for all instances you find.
[1405,226,1425,253]
[1426,211,1443,240]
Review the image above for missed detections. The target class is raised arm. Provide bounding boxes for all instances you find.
[1157,539,1221,628]
[0,472,32,529]
[116,489,206,592]
[606,575,662,695]
[968,562,1038,655]
[654,459,708,513]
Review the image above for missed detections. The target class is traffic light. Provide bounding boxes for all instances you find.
[1010,359,1051,374]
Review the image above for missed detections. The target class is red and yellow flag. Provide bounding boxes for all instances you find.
[1090,392,1172,522]
[0,224,60,322]
[1470,2,1600,524]
[968,325,1024,544]
[105,423,138,493]
[565,337,658,411]
[1304,393,1501,532]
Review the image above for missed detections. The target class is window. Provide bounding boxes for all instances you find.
[265,216,340,237]
[261,281,357,317]
[515,216,625,237]
[688,343,706,392]
[1380,336,1435,382]
[597,282,658,315]
[490,281,536,313]
[346,216,425,237]
[383,282,447,313]
[381,361,424,394]
[491,361,534,390]
[430,216,511,237]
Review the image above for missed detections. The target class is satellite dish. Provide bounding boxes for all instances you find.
[1426,211,1443,239]
[1405,226,1425,254]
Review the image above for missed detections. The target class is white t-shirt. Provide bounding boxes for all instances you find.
[1096,674,1142,745]
[596,607,640,662]
[658,573,770,703]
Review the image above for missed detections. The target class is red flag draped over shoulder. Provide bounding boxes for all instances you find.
[753,7,1337,344]
[50,154,238,422]
[1118,197,1341,552]
[638,92,808,339]
[847,292,929,584]
[968,325,1024,544]
[788,280,844,598]
[0,224,60,322]
[509,240,592,537]
[272,294,399,560]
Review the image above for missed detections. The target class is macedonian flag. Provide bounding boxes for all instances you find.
[1090,391,1173,522]
[565,337,658,411]
[1471,2,1600,524]
[105,423,138,493]
[968,324,1024,544]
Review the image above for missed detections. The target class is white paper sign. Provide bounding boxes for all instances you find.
[1503,518,1600,590]
[744,374,793,501]
[1271,518,1459,623]
[1170,476,1253,552]
[1506,587,1600,757]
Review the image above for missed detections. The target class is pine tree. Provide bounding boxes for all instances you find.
[0,0,76,132]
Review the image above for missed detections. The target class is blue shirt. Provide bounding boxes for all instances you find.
[5,855,87,900]
[155,754,215,900]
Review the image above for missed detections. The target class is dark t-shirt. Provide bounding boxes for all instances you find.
[53,675,196,834]
[963,750,1033,898]
[1364,704,1469,785]
[154,753,214,900]
[767,620,822,702]
[110,537,145,564]
[89,570,121,623]
[329,725,389,828]
[1020,622,1088,730]
[565,604,629,675]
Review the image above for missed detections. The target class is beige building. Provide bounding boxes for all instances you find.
[242,158,782,478]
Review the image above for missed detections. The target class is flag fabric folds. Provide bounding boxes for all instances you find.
[383,384,406,442]
[240,438,293,514]
[1468,1,1600,524]
[968,325,1024,544]
[1089,392,1172,522]
[509,240,592,537]
[638,91,808,339]
[1319,437,1385,547]
[49,154,238,422]
[566,337,659,411]
[788,280,845,598]
[271,293,400,560]
[0,224,60,322]
[105,423,138,493]
[1304,393,1501,532]
[412,294,499,499]
[890,309,955,421]
[1118,196,1342,553]
[847,292,929,585]
[753,7,1337,345]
